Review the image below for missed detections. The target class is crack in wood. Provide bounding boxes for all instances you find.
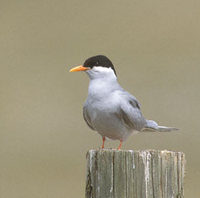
[86,149,185,198]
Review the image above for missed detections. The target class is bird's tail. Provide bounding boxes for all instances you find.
[142,120,179,132]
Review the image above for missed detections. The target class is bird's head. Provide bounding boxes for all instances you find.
[69,55,117,79]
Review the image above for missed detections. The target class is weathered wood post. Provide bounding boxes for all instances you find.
[86,149,185,198]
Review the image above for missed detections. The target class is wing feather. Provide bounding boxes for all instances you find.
[83,106,94,130]
[117,93,146,131]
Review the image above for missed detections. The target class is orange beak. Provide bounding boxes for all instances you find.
[69,65,90,72]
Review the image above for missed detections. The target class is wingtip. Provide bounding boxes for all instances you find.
[157,126,180,132]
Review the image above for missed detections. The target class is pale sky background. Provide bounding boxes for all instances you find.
[0,0,200,197]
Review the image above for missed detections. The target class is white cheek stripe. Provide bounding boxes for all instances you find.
[92,66,113,73]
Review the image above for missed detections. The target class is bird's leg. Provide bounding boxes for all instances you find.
[101,136,106,149]
[117,140,123,150]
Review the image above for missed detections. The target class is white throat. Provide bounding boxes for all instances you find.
[86,66,119,99]
[86,66,116,80]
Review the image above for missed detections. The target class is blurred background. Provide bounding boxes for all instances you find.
[0,0,199,197]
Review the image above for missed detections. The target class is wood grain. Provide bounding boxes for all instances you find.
[85,149,185,198]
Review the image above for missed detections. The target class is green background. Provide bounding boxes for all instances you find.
[1,0,199,197]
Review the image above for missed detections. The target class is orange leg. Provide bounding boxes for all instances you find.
[101,137,106,149]
[117,140,123,150]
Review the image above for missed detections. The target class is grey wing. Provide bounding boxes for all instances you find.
[124,91,141,109]
[83,106,95,130]
[117,94,146,131]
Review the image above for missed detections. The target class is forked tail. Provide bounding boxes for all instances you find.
[142,120,179,132]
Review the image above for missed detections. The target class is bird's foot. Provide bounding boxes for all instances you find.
[101,136,106,149]
[117,140,123,150]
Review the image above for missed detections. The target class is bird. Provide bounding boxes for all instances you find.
[69,55,178,149]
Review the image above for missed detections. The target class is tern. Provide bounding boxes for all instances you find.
[70,55,178,149]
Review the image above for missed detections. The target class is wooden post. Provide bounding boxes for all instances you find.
[85,149,185,198]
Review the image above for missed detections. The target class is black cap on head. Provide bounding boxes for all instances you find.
[83,55,116,75]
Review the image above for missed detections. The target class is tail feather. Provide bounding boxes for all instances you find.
[142,120,179,132]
